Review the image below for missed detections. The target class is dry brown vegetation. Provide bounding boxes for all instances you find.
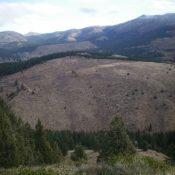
[0,56,175,132]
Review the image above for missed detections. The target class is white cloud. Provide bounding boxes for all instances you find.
[144,0,175,14]
[79,8,97,14]
[0,0,174,34]
[0,2,69,33]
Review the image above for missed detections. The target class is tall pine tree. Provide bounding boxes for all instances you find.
[98,116,135,161]
[35,119,54,164]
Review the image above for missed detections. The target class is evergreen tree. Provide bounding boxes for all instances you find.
[0,108,17,167]
[34,119,53,164]
[167,144,175,160]
[0,99,63,167]
[52,142,63,163]
[0,99,35,167]
[98,116,135,161]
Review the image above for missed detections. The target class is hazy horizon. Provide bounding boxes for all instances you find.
[0,0,175,34]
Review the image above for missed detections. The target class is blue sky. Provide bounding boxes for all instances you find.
[0,0,175,34]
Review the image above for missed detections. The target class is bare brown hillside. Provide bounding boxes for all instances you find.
[0,57,175,132]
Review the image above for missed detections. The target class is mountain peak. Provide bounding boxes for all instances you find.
[0,31,26,44]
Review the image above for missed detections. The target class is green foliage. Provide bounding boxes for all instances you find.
[47,130,100,155]
[0,166,77,175]
[51,142,63,163]
[71,145,87,161]
[0,167,58,175]
[35,119,53,164]
[98,117,135,161]
[47,119,175,162]
[1,94,175,170]
[0,51,78,77]
[129,131,175,160]
[0,98,35,167]
[76,155,175,175]
[0,156,175,175]
[0,98,62,168]
[167,144,175,160]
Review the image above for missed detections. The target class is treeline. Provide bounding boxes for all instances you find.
[0,51,114,77]
[0,97,136,167]
[48,129,175,160]
[1,97,175,167]
[1,50,169,78]
[0,98,62,168]
[47,130,100,155]
[129,131,175,159]
[48,117,136,162]
[0,51,77,77]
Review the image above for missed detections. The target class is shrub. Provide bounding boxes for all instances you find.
[153,96,157,100]
[8,91,17,99]
[71,145,87,161]
[76,155,175,175]
[0,166,77,175]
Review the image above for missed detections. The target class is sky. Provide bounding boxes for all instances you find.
[0,0,175,34]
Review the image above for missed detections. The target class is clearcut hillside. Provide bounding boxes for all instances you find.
[0,56,175,132]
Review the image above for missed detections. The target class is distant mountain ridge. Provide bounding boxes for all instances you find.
[0,13,175,62]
